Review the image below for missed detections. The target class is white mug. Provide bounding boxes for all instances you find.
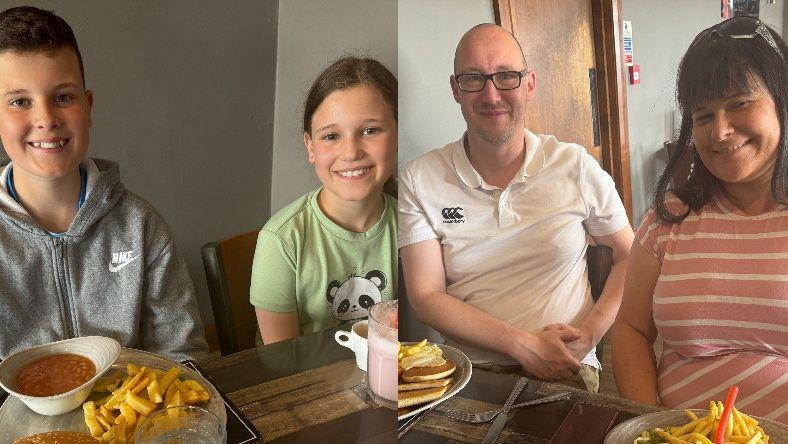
[335,320,368,371]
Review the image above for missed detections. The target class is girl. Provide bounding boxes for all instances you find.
[250,57,397,344]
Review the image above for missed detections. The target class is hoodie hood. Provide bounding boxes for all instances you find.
[0,157,126,237]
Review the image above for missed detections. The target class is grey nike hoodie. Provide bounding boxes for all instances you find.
[0,158,208,361]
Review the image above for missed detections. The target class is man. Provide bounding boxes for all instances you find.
[398,24,633,391]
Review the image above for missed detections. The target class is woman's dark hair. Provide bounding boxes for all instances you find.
[654,20,788,222]
[303,57,397,134]
[0,6,85,86]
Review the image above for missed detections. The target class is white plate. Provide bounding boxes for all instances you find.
[397,343,472,421]
[0,348,226,443]
[604,409,788,444]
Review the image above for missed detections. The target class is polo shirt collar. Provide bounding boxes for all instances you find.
[522,128,547,177]
[452,128,546,190]
[452,134,483,189]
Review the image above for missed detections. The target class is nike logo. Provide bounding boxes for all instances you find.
[109,251,140,273]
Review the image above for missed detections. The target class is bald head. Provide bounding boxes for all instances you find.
[453,23,527,74]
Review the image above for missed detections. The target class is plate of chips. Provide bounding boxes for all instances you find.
[0,348,224,443]
[396,341,471,421]
[604,402,788,444]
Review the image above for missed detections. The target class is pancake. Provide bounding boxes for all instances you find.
[397,384,450,408]
[398,377,453,391]
[401,360,456,382]
[14,431,99,444]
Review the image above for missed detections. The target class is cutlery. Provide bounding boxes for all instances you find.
[442,391,571,423]
[481,377,528,444]
[398,405,435,439]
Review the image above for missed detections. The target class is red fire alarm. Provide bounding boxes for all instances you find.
[629,65,640,84]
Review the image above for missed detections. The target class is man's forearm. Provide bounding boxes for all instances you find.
[409,289,524,358]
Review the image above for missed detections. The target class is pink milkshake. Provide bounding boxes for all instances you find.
[366,300,398,409]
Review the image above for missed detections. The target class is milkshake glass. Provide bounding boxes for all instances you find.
[366,300,397,409]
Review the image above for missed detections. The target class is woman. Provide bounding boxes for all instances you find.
[613,17,788,423]
[250,57,398,344]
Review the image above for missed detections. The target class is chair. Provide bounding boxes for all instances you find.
[587,244,613,362]
[383,176,398,199]
[587,244,613,303]
[202,230,259,356]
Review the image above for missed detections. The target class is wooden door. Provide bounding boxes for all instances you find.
[505,1,601,161]
[495,0,633,221]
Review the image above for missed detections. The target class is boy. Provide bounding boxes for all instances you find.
[0,6,208,361]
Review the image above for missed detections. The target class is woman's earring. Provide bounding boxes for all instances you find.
[688,145,696,178]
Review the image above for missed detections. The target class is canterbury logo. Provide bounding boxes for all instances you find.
[442,207,465,223]
[109,250,140,273]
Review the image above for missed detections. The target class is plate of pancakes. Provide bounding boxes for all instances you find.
[397,341,471,421]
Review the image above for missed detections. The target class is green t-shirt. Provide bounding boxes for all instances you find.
[250,188,397,334]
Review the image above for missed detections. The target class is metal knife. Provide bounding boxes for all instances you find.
[397,405,434,439]
[481,376,528,444]
[508,391,571,409]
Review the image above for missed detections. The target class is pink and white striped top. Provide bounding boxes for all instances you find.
[636,193,788,424]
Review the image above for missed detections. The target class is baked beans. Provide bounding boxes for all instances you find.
[14,353,96,397]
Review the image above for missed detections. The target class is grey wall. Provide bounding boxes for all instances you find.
[761,0,785,32]
[398,0,495,168]
[270,0,397,213]
[0,1,279,326]
[624,0,784,223]
[784,1,788,34]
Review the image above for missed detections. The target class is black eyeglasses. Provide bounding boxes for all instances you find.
[690,16,782,58]
[454,70,528,92]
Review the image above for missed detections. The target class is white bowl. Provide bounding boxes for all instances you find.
[0,336,120,416]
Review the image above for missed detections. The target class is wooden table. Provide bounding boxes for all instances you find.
[400,369,665,443]
[200,329,665,443]
[199,328,396,443]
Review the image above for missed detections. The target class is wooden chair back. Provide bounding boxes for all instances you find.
[383,176,398,199]
[587,244,613,302]
[201,230,259,355]
[587,244,613,362]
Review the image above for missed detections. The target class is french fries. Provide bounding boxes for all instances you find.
[634,401,770,444]
[82,363,211,443]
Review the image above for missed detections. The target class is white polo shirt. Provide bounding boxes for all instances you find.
[398,129,629,367]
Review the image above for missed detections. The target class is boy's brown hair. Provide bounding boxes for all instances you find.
[0,6,85,85]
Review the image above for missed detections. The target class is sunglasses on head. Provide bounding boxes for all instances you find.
[690,16,782,58]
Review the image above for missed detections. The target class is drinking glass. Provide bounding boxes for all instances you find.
[134,405,226,444]
[366,300,398,409]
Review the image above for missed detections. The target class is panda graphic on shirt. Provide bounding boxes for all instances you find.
[325,269,387,321]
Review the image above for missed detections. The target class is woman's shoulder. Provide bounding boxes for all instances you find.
[636,194,689,246]
[662,193,692,217]
[642,193,694,227]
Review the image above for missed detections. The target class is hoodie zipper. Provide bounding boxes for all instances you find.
[53,237,75,337]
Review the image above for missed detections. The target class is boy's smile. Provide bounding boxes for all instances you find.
[0,48,92,183]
